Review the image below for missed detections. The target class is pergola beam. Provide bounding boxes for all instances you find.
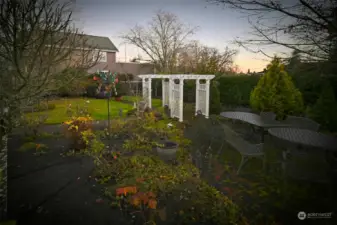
[138,74,215,80]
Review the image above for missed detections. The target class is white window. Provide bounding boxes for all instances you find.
[93,50,107,62]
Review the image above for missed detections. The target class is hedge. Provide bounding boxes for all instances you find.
[217,75,260,106]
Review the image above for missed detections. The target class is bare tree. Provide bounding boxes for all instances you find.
[208,0,337,62]
[177,40,238,74]
[121,10,198,73]
[0,0,98,219]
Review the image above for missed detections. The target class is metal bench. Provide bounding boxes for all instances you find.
[220,123,265,174]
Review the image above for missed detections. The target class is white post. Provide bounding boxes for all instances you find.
[142,78,145,98]
[148,78,152,108]
[179,78,184,122]
[205,79,210,119]
[162,79,165,107]
[195,79,200,115]
[169,79,174,117]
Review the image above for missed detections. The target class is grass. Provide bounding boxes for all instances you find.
[123,95,162,108]
[25,97,164,124]
[25,97,133,124]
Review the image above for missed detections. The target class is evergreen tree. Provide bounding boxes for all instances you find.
[250,57,304,119]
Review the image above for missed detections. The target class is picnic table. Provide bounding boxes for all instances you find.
[220,111,290,142]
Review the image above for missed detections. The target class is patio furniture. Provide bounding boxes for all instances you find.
[249,112,277,138]
[260,112,276,121]
[284,116,320,131]
[220,111,290,142]
[220,122,265,174]
[188,115,226,173]
[226,106,253,124]
[268,127,337,205]
[233,106,252,112]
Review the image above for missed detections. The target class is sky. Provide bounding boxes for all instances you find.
[74,0,282,72]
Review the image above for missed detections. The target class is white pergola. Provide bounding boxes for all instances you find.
[138,74,215,122]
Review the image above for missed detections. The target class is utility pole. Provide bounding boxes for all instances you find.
[125,43,127,62]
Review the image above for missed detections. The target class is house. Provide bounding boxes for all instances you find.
[83,34,154,77]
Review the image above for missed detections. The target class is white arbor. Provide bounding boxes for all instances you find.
[138,74,215,122]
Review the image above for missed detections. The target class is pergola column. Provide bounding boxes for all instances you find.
[169,79,174,117]
[205,79,210,119]
[179,78,184,122]
[195,79,200,115]
[162,79,166,107]
[148,78,152,108]
[137,74,215,122]
[142,78,146,98]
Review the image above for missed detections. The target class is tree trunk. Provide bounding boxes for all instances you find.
[0,133,8,220]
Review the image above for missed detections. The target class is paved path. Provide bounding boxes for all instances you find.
[8,132,125,225]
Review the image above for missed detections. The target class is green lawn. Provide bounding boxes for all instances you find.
[123,96,163,108]
[25,98,134,124]
[25,97,164,124]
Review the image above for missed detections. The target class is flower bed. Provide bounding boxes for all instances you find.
[82,111,244,225]
[102,155,241,225]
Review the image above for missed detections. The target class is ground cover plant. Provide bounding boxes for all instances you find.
[66,108,245,225]
[9,98,336,225]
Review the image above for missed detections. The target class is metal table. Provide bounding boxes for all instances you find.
[220,111,290,142]
[268,127,337,181]
[268,128,337,151]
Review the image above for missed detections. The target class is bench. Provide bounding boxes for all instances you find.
[220,123,265,174]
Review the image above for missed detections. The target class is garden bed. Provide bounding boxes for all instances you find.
[8,104,334,225]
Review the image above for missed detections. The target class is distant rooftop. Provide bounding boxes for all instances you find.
[53,32,118,51]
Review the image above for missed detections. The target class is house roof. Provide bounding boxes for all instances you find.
[87,62,154,75]
[80,34,119,51]
[52,32,118,51]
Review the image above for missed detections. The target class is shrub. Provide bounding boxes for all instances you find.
[210,81,221,115]
[250,57,304,119]
[106,155,240,225]
[218,75,260,106]
[165,179,240,225]
[290,70,324,106]
[57,69,91,97]
[64,116,93,151]
[86,84,99,98]
[34,103,56,112]
[22,102,56,113]
[20,114,48,137]
[306,83,337,132]
[121,113,190,155]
